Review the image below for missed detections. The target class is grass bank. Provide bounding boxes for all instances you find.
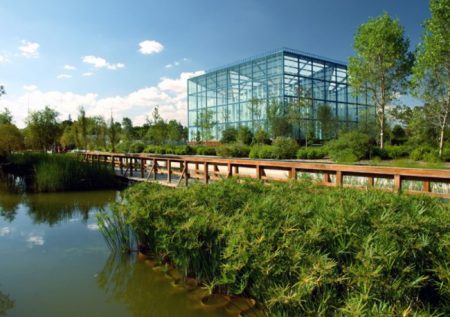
[111,179,450,316]
[5,153,117,192]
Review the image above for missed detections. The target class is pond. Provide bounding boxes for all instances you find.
[0,179,232,317]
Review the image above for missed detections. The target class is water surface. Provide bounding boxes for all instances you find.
[0,180,230,317]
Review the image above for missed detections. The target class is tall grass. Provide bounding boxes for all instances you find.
[111,179,450,316]
[7,153,116,192]
[97,209,137,253]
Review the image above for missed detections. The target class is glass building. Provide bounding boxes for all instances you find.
[187,47,374,141]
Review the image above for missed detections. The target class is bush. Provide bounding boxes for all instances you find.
[296,146,328,159]
[116,141,131,153]
[216,143,250,158]
[249,145,274,159]
[253,128,271,145]
[220,127,238,144]
[129,141,145,153]
[383,145,411,159]
[271,137,298,159]
[409,145,435,161]
[194,146,217,156]
[113,179,450,316]
[326,131,370,163]
[237,126,253,145]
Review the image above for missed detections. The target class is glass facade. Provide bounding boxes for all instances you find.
[188,48,374,141]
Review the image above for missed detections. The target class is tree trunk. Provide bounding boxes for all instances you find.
[379,107,385,149]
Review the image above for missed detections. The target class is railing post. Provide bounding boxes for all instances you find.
[140,158,145,178]
[394,174,402,192]
[289,167,297,180]
[119,157,123,174]
[153,159,158,180]
[256,165,262,180]
[204,162,209,184]
[423,180,431,193]
[323,172,330,184]
[335,171,343,187]
[184,160,189,186]
[167,159,172,183]
[234,165,239,176]
[367,176,374,188]
[129,158,133,177]
[111,155,115,170]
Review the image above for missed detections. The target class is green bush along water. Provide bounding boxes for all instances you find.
[111,179,450,316]
[6,153,116,192]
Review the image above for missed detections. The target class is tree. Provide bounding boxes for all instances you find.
[108,114,120,152]
[24,106,60,151]
[287,88,315,147]
[220,126,238,143]
[121,117,134,141]
[0,108,13,125]
[348,13,413,149]
[316,104,336,141]
[196,109,215,142]
[267,99,291,139]
[77,107,88,149]
[0,124,24,155]
[0,85,5,98]
[237,126,253,145]
[412,0,450,157]
[247,97,263,131]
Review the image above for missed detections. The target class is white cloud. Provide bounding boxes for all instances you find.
[165,64,173,68]
[164,58,188,69]
[82,55,125,70]
[64,64,76,70]
[0,227,11,236]
[57,74,72,79]
[1,70,204,128]
[26,234,45,246]
[0,55,7,63]
[138,40,164,55]
[23,84,38,91]
[19,40,40,58]
[87,223,99,231]
[82,72,94,77]
[174,61,179,66]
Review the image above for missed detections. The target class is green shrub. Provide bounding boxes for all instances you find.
[409,145,434,161]
[253,128,271,145]
[112,179,450,316]
[216,143,250,158]
[249,145,274,159]
[116,141,131,153]
[442,148,450,162]
[271,137,298,159]
[129,141,145,153]
[326,131,370,163]
[220,127,238,144]
[194,146,217,156]
[237,126,253,145]
[296,146,327,159]
[383,145,411,159]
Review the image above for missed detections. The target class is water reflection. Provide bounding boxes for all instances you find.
[0,290,15,315]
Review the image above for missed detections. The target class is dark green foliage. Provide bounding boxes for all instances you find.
[271,137,298,159]
[253,128,271,145]
[115,179,450,316]
[296,146,328,159]
[194,146,217,156]
[237,126,253,145]
[249,145,275,159]
[128,141,145,153]
[383,145,411,159]
[409,145,439,161]
[216,143,250,158]
[326,131,370,162]
[220,127,238,144]
[7,153,116,192]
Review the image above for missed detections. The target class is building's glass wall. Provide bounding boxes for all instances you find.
[188,49,374,141]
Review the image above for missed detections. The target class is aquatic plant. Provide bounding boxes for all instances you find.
[111,179,450,316]
[97,208,137,253]
[6,153,116,192]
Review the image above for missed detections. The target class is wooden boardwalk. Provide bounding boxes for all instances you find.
[81,151,450,199]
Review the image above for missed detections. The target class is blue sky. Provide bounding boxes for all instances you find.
[0,0,430,127]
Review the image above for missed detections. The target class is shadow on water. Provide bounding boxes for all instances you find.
[0,289,15,315]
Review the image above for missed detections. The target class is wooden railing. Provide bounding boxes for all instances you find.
[81,151,450,199]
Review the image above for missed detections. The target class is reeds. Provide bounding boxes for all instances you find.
[112,179,450,316]
[6,153,116,192]
[96,208,137,253]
